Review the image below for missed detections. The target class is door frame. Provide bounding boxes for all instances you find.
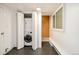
[16,11,42,50]
[17,12,24,49]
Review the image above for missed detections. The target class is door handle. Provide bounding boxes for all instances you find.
[1,32,4,40]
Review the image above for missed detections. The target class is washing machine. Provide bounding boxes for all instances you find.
[24,32,32,46]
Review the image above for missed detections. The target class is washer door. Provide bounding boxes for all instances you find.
[24,35,32,43]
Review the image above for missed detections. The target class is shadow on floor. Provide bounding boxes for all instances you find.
[6,42,58,55]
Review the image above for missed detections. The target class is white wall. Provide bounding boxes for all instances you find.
[0,4,16,54]
[50,4,79,55]
[11,10,17,48]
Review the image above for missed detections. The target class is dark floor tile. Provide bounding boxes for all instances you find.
[6,42,58,55]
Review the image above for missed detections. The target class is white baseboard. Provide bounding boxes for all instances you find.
[49,38,68,55]
[49,41,61,55]
[42,37,49,42]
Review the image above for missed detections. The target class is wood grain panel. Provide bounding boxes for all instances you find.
[42,16,49,38]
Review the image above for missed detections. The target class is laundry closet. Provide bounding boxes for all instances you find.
[24,14,32,46]
[17,12,33,49]
[17,11,42,50]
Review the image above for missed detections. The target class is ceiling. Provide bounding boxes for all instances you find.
[3,3,61,15]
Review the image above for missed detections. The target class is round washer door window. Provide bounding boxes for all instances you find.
[24,35,32,43]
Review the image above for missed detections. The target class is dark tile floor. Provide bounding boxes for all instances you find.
[6,42,58,55]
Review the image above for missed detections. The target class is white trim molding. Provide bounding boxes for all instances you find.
[49,38,68,55]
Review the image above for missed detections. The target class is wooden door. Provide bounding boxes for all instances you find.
[42,16,49,40]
